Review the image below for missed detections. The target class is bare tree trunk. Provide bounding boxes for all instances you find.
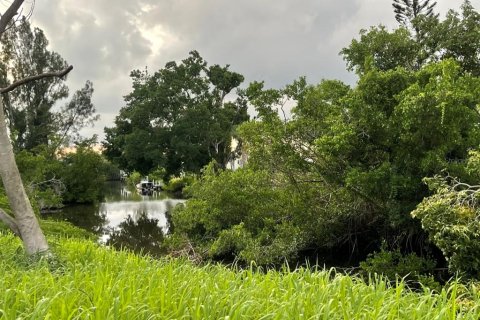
[0,96,49,254]
[0,0,74,255]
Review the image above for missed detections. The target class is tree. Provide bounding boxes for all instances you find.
[173,58,480,266]
[104,51,248,178]
[52,80,99,152]
[342,1,480,75]
[0,0,73,255]
[393,0,438,30]
[60,143,106,204]
[438,1,480,76]
[0,18,97,152]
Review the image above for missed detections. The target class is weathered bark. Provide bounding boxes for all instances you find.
[0,65,73,93]
[0,0,76,255]
[0,208,20,236]
[0,0,24,33]
[0,96,49,254]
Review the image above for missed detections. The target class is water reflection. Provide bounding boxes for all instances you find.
[44,182,185,242]
[106,213,166,257]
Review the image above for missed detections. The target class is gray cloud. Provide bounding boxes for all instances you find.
[24,0,479,139]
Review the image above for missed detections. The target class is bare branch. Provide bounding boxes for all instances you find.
[0,208,20,237]
[0,65,73,93]
[0,0,24,36]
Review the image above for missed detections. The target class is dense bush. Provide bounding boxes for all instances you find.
[60,146,106,203]
[126,171,142,189]
[173,164,309,265]
[359,246,439,290]
[163,173,195,196]
[412,151,480,277]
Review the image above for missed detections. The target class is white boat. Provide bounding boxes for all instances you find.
[136,179,154,194]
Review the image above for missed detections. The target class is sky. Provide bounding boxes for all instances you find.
[11,0,479,140]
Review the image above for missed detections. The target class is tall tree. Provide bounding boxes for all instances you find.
[342,1,479,75]
[393,0,438,34]
[0,18,97,152]
[0,0,72,255]
[0,17,68,150]
[104,51,248,178]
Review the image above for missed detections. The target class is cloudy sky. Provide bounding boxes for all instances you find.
[15,0,479,139]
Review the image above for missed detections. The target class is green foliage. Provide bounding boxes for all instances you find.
[173,164,307,265]
[341,26,420,73]
[412,155,480,277]
[0,18,68,150]
[103,51,249,177]
[235,59,480,263]
[360,246,438,288]
[15,149,64,211]
[0,188,9,213]
[173,57,480,266]
[60,145,106,204]
[0,235,478,318]
[342,2,480,75]
[126,171,142,188]
[163,173,195,195]
[12,145,113,209]
[148,166,166,182]
[0,18,96,151]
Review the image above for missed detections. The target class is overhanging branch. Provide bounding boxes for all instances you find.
[0,65,73,94]
[0,0,25,35]
[0,208,20,237]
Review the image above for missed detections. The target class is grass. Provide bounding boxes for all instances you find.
[0,231,480,319]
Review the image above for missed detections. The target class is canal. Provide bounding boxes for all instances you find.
[43,181,185,242]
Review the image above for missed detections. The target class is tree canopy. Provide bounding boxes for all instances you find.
[171,2,480,268]
[342,1,480,75]
[0,18,97,152]
[103,51,249,178]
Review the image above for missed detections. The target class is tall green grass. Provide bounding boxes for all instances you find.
[0,232,479,319]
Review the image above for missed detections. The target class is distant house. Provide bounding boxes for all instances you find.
[228,138,248,170]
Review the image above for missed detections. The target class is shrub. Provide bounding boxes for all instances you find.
[412,172,480,278]
[60,146,106,203]
[172,164,306,265]
[126,171,142,189]
[163,174,195,195]
[359,245,438,289]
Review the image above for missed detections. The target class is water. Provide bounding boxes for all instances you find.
[44,182,185,240]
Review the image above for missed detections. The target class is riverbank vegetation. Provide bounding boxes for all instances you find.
[169,1,480,280]
[2,0,480,317]
[2,230,480,319]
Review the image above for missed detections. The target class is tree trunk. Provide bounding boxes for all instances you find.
[0,96,49,254]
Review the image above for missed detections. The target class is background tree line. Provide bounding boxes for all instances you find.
[161,0,480,278]
[2,0,480,281]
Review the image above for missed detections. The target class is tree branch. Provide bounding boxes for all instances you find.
[0,208,21,237]
[0,0,25,36]
[0,65,73,94]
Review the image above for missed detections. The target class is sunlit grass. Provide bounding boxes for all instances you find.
[1,232,480,319]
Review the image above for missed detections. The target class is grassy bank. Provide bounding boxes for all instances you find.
[1,232,479,319]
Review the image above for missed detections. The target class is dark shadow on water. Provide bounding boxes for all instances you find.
[106,213,166,257]
[42,203,107,235]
